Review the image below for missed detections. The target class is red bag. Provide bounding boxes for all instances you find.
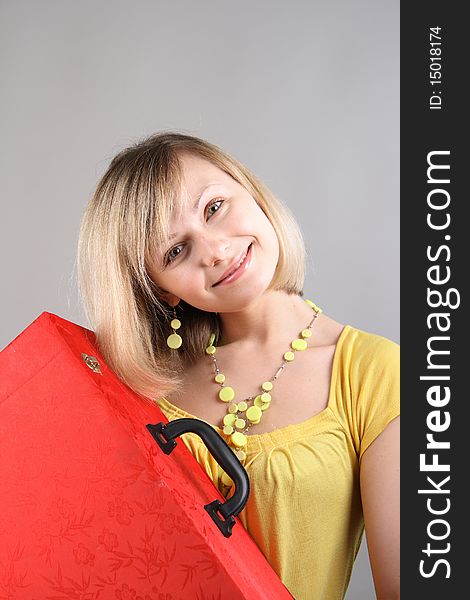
[0,312,293,599]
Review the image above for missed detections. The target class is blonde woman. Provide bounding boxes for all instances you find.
[78,132,400,600]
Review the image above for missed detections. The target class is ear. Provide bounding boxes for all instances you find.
[160,292,181,308]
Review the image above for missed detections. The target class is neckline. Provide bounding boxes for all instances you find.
[157,324,353,450]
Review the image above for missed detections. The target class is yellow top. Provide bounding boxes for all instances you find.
[157,325,400,600]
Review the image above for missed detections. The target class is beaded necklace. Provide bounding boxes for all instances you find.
[205,299,322,463]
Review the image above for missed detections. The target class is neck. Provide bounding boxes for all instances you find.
[217,291,314,347]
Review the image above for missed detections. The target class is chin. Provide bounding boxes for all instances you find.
[219,276,276,312]
[191,257,278,313]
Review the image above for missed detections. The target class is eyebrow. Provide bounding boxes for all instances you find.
[168,183,219,240]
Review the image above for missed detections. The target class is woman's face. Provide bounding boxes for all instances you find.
[148,153,280,313]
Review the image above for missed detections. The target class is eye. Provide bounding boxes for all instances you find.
[163,199,224,266]
[165,244,184,265]
[206,198,224,219]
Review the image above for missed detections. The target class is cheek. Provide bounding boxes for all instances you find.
[169,267,204,299]
[257,212,280,259]
[241,201,278,241]
[239,203,280,264]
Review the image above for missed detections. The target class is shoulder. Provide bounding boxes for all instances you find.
[343,326,399,368]
[329,325,400,460]
[310,310,399,372]
[311,312,345,347]
[348,330,400,463]
[337,326,400,400]
[311,313,397,350]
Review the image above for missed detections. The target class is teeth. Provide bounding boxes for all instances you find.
[228,249,247,277]
[221,247,248,281]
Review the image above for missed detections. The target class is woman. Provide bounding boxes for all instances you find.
[78,132,400,599]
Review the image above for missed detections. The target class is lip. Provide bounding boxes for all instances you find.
[212,243,253,287]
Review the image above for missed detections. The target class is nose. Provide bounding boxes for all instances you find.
[198,235,230,267]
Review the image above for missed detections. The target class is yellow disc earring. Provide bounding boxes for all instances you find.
[166,307,183,349]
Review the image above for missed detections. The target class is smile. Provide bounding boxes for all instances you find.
[212,243,253,287]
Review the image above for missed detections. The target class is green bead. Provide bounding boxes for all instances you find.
[231,431,247,448]
[166,333,182,349]
[301,329,312,338]
[262,381,273,391]
[261,392,271,403]
[223,425,234,435]
[235,418,246,429]
[219,386,235,402]
[235,449,246,461]
[228,403,238,414]
[284,351,295,362]
[170,318,181,330]
[223,413,236,426]
[291,338,308,351]
[205,345,216,355]
[254,394,270,410]
[254,395,264,407]
[246,405,262,422]
[237,401,248,412]
[215,373,225,383]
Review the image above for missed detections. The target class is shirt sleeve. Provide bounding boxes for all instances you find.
[348,332,400,462]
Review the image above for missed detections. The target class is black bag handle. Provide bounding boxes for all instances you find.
[146,418,250,538]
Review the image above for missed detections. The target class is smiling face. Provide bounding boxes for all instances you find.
[148,152,280,313]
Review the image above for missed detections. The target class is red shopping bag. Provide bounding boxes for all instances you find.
[0,312,293,599]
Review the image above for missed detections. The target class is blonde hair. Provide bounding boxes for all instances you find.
[78,132,306,400]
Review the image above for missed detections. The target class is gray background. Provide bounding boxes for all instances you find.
[0,1,399,597]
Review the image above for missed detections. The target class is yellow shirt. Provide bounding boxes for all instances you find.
[157,325,400,600]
